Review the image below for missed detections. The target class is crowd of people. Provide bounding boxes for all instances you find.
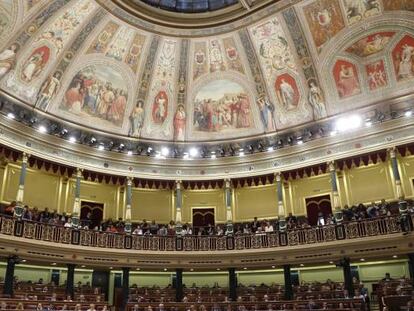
[1,199,413,237]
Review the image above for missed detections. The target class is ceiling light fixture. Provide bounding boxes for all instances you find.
[68,136,76,143]
[127,150,133,156]
[38,125,47,133]
[98,144,105,151]
[6,112,15,119]
[404,110,413,117]
[189,148,198,157]
[161,147,169,157]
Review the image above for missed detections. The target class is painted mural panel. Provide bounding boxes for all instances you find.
[333,60,361,98]
[0,0,14,39]
[248,17,296,79]
[209,39,226,73]
[392,35,414,81]
[366,60,388,90]
[193,79,252,133]
[223,37,244,75]
[21,46,50,82]
[346,32,395,57]
[141,39,178,139]
[0,44,19,79]
[343,0,381,25]
[2,0,97,103]
[383,0,414,11]
[275,74,300,111]
[87,21,120,54]
[59,64,128,127]
[303,0,345,52]
[193,42,208,80]
[126,33,146,73]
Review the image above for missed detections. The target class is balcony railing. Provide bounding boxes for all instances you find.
[0,215,408,252]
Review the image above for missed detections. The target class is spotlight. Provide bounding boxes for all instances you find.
[239,149,245,157]
[127,150,133,156]
[335,115,362,132]
[60,129,68,136]
[330,130,337,136]
[189,148,198,157]
[183,152,189,160]
[98,144,105,151]
[297,139,303,145]
[90,136,97,144]
[147,147,153,153]
[118,143,125,150]
[211,152,216,159]
[155,152,162,159]
[267,146,274,152]
[365,119,372,127]
[68,136,76,143]
[405,110,413,117]
[161,147,169,157]
[38,125,47,133]
[6,112,15,119]
[277,139,283,147]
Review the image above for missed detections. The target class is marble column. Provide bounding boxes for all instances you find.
[341,257,354,296]
[175,180,183,235]
[275,172,286,231]
[14,153,29,218]
[121,267,130,311]
[3,256,19,296]
[72,168,82,227]
[125,177,133,233]
[228,268,237,301]
[328,161,343,223]
[283,264,293,300]
[65,264,75,299]
[389,147,408,218]
[225,179,234,235]
[175,268,183,302]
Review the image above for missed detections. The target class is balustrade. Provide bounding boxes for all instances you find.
[0,215,409,252]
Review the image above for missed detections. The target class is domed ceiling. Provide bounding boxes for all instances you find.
[0,0,414,146]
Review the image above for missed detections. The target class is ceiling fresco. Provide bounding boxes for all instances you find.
[0,0,413,143]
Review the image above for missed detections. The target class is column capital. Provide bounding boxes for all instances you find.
[388,146,397,158]
[224,178,231,188]
[75,167,83,178]
[21,152,30,163]
[275,172,282,182]
[126,176,133,185]
[175,180,182,190]
[327,160,336,172]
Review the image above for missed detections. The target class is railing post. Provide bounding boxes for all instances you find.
[14,153,29,218]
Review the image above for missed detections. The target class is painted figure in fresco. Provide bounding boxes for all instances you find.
[308,81,326,119]
[237,94,250,128]
[22,46,50,82]
[129,100,145,137]
[367,62,387,90]
[345,0,380,22]
[0,44,19,78]
[337,64,360,98]
[36,71,61,111]
[209,40,225,72]
[152,91,168,124]
[173,104,186,141]
[397,44,414,80]
[279,78,296,110]
[62,65,127,126]
[257,96,276,132]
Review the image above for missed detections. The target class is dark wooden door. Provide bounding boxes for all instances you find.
[192,208,215,235]
[305,194,332,226]
[80,201,104,229]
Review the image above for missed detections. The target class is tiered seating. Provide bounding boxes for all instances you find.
[126,298,365,311]
[0,281,110,310]
[375,278,413,311]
